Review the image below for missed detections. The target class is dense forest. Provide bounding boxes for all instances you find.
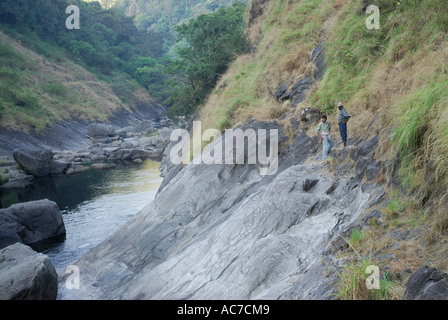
[0,0,248,122]
[165,2,249,117]
[86,0,245,35]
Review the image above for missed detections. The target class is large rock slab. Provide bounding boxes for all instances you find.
[59,120,382,300]
[274,80,291,100]
[351,136,379,160]
[404,266,448,300]
[311,42,325,81]
[0,199,66,250]
[109,148,151,161]
[86,123,116,138]
[0,243,58,300]
[13,149,54,177]
[51,159,71,175]
[133,120,155,134]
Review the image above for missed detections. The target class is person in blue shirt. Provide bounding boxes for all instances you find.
[337,102,351,147]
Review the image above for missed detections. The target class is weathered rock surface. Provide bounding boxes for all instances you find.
[13,149,54,177]
[51,159,71,175]
[273,42,325,107]
[351,136,379,160]
[59,120,385,300]
[404,266,448,300]
[0,242,58,300]
[274,80,291,100]
[0,199,66,250]
[54,123,173,169]
[132,120,155,134]
[86,123,116,138]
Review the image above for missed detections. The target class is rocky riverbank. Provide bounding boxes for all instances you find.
[0,117,177,300]
[0,118,178,192]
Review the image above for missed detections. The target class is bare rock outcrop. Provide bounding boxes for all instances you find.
[0,199,66,250]
[0,243,58,300]
[58,120,385,300]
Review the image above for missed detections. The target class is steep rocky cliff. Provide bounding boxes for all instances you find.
[59,118,386,299]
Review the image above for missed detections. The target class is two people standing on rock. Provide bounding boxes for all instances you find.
[315,102,351,160]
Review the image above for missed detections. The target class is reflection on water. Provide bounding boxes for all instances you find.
[0,159,162,270]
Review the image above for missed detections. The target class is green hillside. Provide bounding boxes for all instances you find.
[0,30,137,132]
[0,0,166,131]
[0,0,249,131]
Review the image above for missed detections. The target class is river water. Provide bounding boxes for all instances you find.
[0,159,162,270]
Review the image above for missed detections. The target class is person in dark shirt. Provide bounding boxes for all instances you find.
[337,102,351,147]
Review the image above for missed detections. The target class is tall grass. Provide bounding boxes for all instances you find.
[392,74,448,195]
[336,255,398,300]
[309,0,389,113]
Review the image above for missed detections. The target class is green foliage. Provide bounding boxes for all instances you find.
[350,228,364,248]
[0,191,19,208]
[92,0,246,39]
[391,73,448,194]
[0,0,170,103]
[167,2,249,118]
[310,0,448,114]
[310,2,388,112]
[42,82,69,97]
[393,75,448,155]
[385,198,406,220]
[145,131,160,138]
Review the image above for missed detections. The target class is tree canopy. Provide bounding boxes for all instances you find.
[166,2,249,118]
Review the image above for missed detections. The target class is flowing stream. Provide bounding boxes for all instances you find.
[0,159,162,270]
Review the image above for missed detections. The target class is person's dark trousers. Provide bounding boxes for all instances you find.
[339,122,348,145]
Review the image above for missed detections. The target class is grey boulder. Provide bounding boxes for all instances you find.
[0,243,58,300]
[86,123,116,138]
[59,120,382,300]
[0,199,66,250]
[404,266,448,300]
[133,120,155,134]
[13,149,54,177]
[51,159,71,175]
[109,148,151,161]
